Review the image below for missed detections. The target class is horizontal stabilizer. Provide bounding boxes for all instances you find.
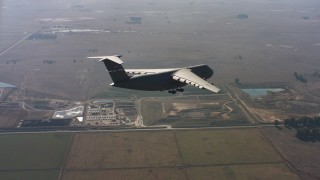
[87,55,123,64]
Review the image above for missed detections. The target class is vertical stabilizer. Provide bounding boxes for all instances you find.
[87,55,130,83]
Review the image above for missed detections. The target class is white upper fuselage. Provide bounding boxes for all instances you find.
[113,64,215,91]
[87,55,220,93]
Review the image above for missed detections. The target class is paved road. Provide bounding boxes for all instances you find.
[0,31,35,57]
[224,84,258,124]
[0,124,279,135]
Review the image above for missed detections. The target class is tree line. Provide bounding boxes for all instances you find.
[293,72,308,83]
[6,59,17,64]
[43,60,56,64]
[284,117,320,141]
[312,71,320,78]
[27,32,57,40]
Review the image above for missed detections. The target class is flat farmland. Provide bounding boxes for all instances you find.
[0,128,301,179]
[262,127,320,179]
[62,163,299,180]
[0,108,26,128]
[141,93,252,127]
[63,168,186,180]
[187,163,299,180]
[66,131,181,169]
[175,128,282,165]
[1,0,320,100]
[0,171,60,180]
[63,128,299,179]
[0,133,72,170]
[140,100,164,125]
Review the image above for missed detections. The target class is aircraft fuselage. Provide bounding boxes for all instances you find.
[112,64,213,91]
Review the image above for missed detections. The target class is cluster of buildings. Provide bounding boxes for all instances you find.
[84,100,138,126]
[115,102,138,125]
[18,99,138,128]
[85,100,119,126]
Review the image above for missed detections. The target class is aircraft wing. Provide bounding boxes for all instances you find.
[172,69,220,93]
[125,68,179,75]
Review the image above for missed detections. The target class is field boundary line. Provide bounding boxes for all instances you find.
[258,127,302,179]
[59,133,75,180]
[173,131,190,180]
[61,160,285,171]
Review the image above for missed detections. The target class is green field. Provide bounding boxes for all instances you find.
[141,100,163,125]
[63,168,186,180]
[0,133,73,170]
[63,128,298,179]
[0,171,60,180]
[175,128,282,165]
[90,88,177,100]
[66,131,180,169]
[141,94,251,127]
[0,128,300,179]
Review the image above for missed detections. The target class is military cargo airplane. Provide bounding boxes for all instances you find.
[88,55,220,94]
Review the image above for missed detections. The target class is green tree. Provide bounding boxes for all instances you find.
[235,78,240,84]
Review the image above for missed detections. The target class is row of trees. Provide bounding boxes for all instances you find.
[88,48,98,53]
[126,16,142,24]
[294,72,308,83]
[237,14,249,19]
[284,117,320,141]
[284,117,320,128]
[43,60,56,64]
[6,59,86,65]
[73,59,84,63]
[27,33,57,40]
[296,127,320,141]
[312,71,320,78]
[235,78,240,84]
[6,60,17,64]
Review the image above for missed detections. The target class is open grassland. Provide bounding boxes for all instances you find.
[187,164,299,180]
[197,94,230,101]
[175,128,282,165]
[62,163,299,180]
[1,0,320,100]
[63,128,298,179]
[0,128,300,179]
[63,168,186,180]
[262,127,320,179]
[142,96,250,127]
[218,101,250,125]
[66,131,181,169]
[0,107,54,128]
[0,108,26,128]
[0,133,72,170]
[0,171,60,180]
[90,88,175,100]
[141,100,163,125]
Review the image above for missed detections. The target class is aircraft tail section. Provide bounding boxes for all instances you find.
[87,55,130,83]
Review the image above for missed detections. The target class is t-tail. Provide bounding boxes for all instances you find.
[87,55,130,83]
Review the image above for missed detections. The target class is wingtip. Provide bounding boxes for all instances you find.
[212,87,221,93]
